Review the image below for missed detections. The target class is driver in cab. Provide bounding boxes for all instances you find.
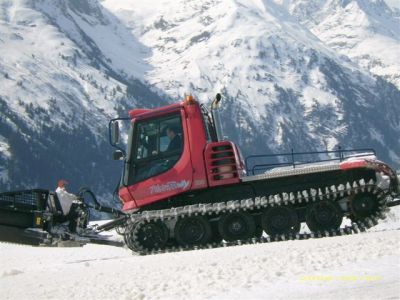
[152,126,182,155]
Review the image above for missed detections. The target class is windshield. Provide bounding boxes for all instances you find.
[124,114,184,185]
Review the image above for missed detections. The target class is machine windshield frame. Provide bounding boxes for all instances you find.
[125,112,184,185]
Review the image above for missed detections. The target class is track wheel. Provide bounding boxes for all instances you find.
[306,201,343,232]
[262,206,300,236]
[254,225,264,238]
[350,193,379,220]
[174,216,212,246]
[253,214,264,238]
[218,212,256,242]
[136,221,169,251]
[210,220,223,243]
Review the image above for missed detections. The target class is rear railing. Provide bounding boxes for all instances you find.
[245,147,376,176]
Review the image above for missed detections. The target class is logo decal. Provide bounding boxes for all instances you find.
[150,180,190,194]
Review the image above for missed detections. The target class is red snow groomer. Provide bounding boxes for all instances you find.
[0,94,398,252]
[108,94,400,254]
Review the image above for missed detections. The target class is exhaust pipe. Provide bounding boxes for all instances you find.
[211,93,224,141]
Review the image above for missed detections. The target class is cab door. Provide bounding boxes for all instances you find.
[126,110,193,207]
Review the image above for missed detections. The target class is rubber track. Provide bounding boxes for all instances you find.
[123,179,391,255]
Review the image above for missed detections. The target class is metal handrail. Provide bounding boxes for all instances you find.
[245,147,376,175]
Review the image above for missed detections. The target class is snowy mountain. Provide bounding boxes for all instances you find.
[102,0,400,165]
[0,0,168,195]
[0,0,399,197]
[280,0,400,88]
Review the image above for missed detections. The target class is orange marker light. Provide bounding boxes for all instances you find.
[185,94,196,105]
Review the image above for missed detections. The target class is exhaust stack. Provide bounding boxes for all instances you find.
[211,93,224,141]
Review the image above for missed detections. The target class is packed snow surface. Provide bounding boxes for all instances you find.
[1,206,399,300]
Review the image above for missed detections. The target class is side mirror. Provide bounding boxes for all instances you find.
[113,150,124,160]
[110,121,120,145]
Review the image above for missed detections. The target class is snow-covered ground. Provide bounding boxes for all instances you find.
[1,206,399,300]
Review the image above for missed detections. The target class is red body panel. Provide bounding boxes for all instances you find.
[120,98,241,212]
[119,186,137,211]
[340,160,367,170]
[133,103,183,121]
[183,102,209,190]
[123,108,193,210]
[129,109,150,118]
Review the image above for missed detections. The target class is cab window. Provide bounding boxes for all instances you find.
[129,114,183,184]
[136,120,158,160]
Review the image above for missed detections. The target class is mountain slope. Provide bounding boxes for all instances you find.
[279,0,400,88]
[0,0,168,194]
[103,0,400,168]
[0,0,399,196]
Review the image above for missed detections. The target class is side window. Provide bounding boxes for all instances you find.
[130,114,184,184]
[136,120,158,160]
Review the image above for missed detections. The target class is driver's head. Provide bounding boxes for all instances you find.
[166,127,176,140]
